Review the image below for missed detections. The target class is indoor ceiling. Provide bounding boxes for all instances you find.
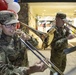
[29,2,76,17]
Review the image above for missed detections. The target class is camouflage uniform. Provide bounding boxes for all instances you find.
[50,25,70,75]
[0,10,38,75]
[0,31,38,75]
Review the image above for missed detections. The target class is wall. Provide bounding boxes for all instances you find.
[28,5,43,49]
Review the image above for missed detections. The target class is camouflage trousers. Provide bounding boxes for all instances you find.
[50,49,66,75]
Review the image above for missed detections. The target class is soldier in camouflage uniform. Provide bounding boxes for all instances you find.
[0,10,47,75]
[50,12,74,75]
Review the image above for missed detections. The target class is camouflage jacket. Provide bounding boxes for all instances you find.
[0,32,38,75]
[51,25,70,52]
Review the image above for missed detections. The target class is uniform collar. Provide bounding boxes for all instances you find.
[0,31,12,45]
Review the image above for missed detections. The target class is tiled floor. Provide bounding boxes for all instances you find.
[27,49,76,75]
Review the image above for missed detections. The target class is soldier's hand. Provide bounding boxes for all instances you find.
[15,29,31,40]
[26,58,49,74]
[33,58,49,72]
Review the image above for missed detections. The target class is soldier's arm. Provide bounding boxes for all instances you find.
[15,29,38,47]
[0,49,7,74]
[65,26,75,39]
[0,48,16,75]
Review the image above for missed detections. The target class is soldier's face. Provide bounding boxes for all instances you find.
[55,17,64,27]
[2,23,17,36]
